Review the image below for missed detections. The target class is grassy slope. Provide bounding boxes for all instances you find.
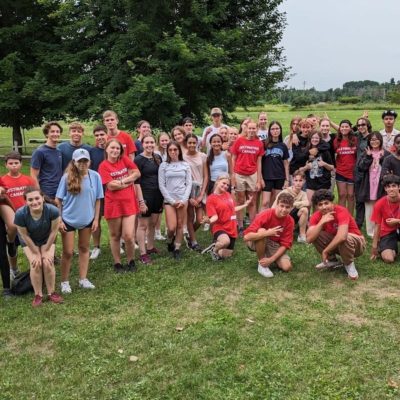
[1,105,400,399]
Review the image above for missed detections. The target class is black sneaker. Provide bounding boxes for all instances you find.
[173,249,181,260]
[2,288,14,300]
[190,243,202,252]
[114,263,125,273]
[167,236,175,252]
[127,260,137,273]
[7,241,17,258]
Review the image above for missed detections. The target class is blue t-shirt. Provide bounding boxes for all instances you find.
[57,142,92,171]
[56,170,104,229]
[134,139,143,155]
[14,203,59,247]
[31,145,63,198]
[89,147,105,172]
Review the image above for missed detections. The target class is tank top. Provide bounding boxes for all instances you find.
[210,151,228,181]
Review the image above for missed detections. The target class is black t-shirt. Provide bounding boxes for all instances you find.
[305,150,333,189]
[134,153,162,191]
[290,135,309,174]
[262,142,289,181]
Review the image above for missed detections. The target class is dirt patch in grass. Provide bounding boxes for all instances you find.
[351,279,400,302]
[338,312,369,327]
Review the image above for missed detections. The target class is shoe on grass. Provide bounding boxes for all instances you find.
[190,243,202,252]
[79,278,95,289]
[167,236,175,252]
[140,254,152,265]
[201,243,215,254]
[3,288,14,300]
[90,247,101,260]
[32,294,43,307]
[114,263,125,273]
[315,259,343,270]
[147,247,160,255]
[297,235,307,243]
[345,262,359,280]
[173,249,181,260]
[127,260,137,272]
[211,251,222,261]
[60,281,72,294]
[154,231,166,241]
[10,267,20,280]
[257,264,274,278]
[48,292,64,304]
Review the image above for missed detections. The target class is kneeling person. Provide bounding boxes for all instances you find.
[244,193,294,278]
[307,189,365,280]
[370,174,400,263]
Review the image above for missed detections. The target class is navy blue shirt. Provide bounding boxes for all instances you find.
[57,142,92,171]
[89,147,105,172]
[31,145,63,198]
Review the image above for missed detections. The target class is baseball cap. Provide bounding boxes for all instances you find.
[72,148,90,161]
[210,107,222,116]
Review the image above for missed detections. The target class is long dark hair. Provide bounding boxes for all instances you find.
[265,121,283,148]
[207,134,223,170]
[166,141,184,163]
[141,135,161,165]
[337,119,356,147]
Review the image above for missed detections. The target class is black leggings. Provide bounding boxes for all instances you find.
[0,217,10,290]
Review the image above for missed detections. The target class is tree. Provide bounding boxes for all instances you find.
[56,0,288,129]
[0,0,62,149]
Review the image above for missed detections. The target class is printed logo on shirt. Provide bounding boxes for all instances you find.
[266,147,284,158]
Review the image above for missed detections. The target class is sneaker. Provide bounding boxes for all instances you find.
[147,247,160,255]
[79,278,95,289]
[3,288,14,300]
[173,249,181,260]
[211,251,222,261]
[201,243,215,254]
[297,235,307,244]
[127,260,137,272]
[167,237,175,252]
[90,247,101,260]
[114,263,125,273]
[190,243,202,252]
[203,223,210,231]
[120,240,125,255]
[345,262,359,280]
[7,241,17,258]
[32,294,43,307]
[60,281,72,294]
[315,260,344,270]
[10,267,20,280]
[154,231,166,241]
[257,263,274,278]
[48,292,64,304]
[183,233,192,249]
[140,254,152,265]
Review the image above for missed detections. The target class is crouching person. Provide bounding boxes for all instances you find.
[307,189,366,280]
[244,193,294,278]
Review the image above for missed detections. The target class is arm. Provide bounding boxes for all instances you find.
[235,196,252,212]
[196,159,209,205]
[106,168,140,191]
[244,226,283,242]
[30,167,40,188]
[322,224,348,258]
[158,164,175,205]
[134,183,147,214]
[181,164,192,203]
[91,199,101,232]
[283,159,289,187]
[41,217,60,252]
[16,225,42,268]
[231,154,236,187]
[256,155,263,191]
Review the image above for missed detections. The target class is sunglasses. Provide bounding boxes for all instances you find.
[357,124,367,127]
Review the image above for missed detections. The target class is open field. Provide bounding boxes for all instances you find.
[1,104,400,399]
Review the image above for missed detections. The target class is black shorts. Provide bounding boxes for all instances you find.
[213,230,236,250]
[290,208,300,224]
[378,230,400,254]
[63,219,93,232]
[141,189,164,218]
[306,180,330,191]
[263,179,285,192]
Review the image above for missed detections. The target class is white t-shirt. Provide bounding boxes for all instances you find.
[380,128,400,151]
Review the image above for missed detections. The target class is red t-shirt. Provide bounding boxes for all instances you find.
[334,137,358,179]
[206,192,237,238]
[0,174,36,210]
[309,204,362,236]
[109,131,137,156]
[231,136,264,175]
[371,195,400,238]
[98,156,139,206]
[244,208,294,249]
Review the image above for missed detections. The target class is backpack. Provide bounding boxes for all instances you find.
[11,271,33,295]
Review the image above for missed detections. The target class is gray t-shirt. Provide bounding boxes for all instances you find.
[14,204,59,247]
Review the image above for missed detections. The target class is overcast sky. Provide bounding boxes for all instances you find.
[279,0,400,90]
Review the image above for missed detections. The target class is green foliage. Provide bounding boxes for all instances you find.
[387,90,400,104]
[338,96,361,104]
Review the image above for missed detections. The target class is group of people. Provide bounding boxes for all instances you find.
[0,107,399,307]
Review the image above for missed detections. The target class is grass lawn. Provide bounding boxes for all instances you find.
[1,104,400,398]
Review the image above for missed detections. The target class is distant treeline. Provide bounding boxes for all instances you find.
[271,79,400,108]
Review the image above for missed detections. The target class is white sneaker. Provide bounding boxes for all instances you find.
[61,281,72,294]
[345,262,359,280]
[201,243,215,254]
[154,231,166,241]
[203,223,210,231]
[315,260,343,270]
[79,278,96,289]
[90,247,101,260]
[258,264,274,278]
[297,235,307,243]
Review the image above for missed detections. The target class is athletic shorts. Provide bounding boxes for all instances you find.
[235,172,257,192]
[140,189,164,218]
[378,230,399,254]
[263,179,285,192]
[247,238,290,261]
[63,219,93,232]
[213,230,236,250]
[290,208,300,224]
[336,172,354,184]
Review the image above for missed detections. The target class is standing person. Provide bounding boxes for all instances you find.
[134,120,152,155]
[207,134,232,195]
[289,119,313,178]
[227,127,239,150]
[231,120,264,235]
[300,131,334,206]
[261,121,289,209]
[201,107,227,150]
[371,175,400,263]
[380,110,399,152]
[319,117,337,166]
[57,122,92,171]
[89,125,108,259]
[356,132,390,237]
[98,139,140,273]
[102,110,137,159]
[171,126,187,151]
[284,116,302,163]
[158,141,192,259]
[381,134,400,178]
[30,121,63,203]
[134,136,164,264]
[56,149,103,293]
[155,132,171,163]
[0,151,36,276]
[354,117,372,229]
[218,126,230,151]
[183,134,209,251]
[334,120,358,214]
[201,175,251,260]
[14,187,63,307]
[257,112,269,143]
[307,189,365,280]
[0,215,12,298]
[182,117,202,149]
[244,193,295,278]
